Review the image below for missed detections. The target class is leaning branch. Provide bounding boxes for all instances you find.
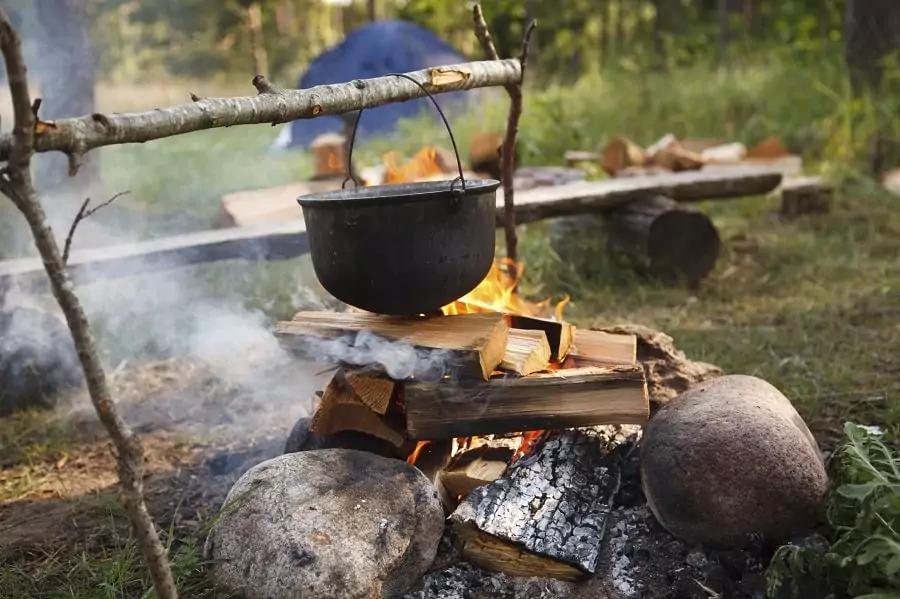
[0,9,178,599]
[473,5,536,272]
[0,59,522,169]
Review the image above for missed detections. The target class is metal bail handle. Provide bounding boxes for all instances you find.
[342,73,467,194]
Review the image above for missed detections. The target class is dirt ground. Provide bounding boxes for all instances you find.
[0,359,308,596]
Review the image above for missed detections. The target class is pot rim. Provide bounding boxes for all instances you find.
[296,178,501,208]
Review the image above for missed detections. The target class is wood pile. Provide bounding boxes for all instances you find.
[274,308,650,579]
[274,311,649,446]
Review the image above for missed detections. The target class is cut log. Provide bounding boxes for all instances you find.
[402,365,649,440]
[311,370,406,447]
[506,315,573,361]
[570,329,637,366]
[274,312,509,381]
[603,194,721,286]
[779,176,832,218]
[343,370,396,415]
[563,150,601,168]
[648,145,705,172]
[450,429,624,580]
[500,329,551,375]
[437,444,514,502]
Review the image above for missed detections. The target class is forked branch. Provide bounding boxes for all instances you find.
[0,9,179,599]
[473,5,536,274]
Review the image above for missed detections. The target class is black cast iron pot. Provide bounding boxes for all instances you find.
[297,178,500,316]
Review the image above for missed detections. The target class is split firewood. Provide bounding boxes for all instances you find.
[469,131,519,180]
[274,311,509,381]
[563,150,601,168]
[450,429,624,581]
[402,365,649,440]
[746,135,790,159]
[343,369,396,414]
[603,194,722,286]
[599,136,646,176]
[648,144,705,172]
[501,328,551,375]
[311,370,405,447]
[779,176,832,218]
[569,329,637,367]
[700,142,747,164]
[436,444,514,505]
[598,324,722,407]
[505,314,573,361]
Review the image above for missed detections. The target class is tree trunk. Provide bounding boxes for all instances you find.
[33,0,99,195]
[650,0,668,71]
[844,0,900,174]
[367,0,376,22]
[716,0,729,68]
[245,2,269,76]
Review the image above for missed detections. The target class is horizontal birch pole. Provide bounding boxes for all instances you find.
[0,59,521,168]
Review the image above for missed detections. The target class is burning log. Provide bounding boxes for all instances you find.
[402,365,648,440]
[569,329,637,367]
[506,314,573,361]
[310,132,348,180]
[311,369,405,447]
[500,328,551,376]
[450,429,623,580]
[603,194,721,286]
[274,311,509,381]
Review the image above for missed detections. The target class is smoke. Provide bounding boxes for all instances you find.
[305,330,453,382]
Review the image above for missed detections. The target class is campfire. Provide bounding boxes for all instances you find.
[274,250,649,579]
[271,134,651,580]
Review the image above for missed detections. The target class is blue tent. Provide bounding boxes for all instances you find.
[271,19,476,151]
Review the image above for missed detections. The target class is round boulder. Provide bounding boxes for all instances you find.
[205,448,445,599]
[640,374,827,547]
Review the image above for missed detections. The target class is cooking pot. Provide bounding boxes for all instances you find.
[296,73,500,316]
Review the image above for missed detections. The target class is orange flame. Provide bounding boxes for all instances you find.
[366,146,447,186]
[441,258,569,321]
[327,150,341,170]
[407,440,431,465]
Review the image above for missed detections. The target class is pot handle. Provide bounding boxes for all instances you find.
[342,72,467,193]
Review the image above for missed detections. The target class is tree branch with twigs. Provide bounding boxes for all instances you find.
[472,4,536,283]
[0,9,180,599]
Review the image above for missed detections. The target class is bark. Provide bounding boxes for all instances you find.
[603,194,722,286]
[34,0,99,193]
[597,324,722,409]
[0,10,178,599]
[450,429,624,580]
[0,58,522,168]
[779,176,833,219]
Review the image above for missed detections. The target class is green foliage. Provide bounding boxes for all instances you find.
[766,423,900,599]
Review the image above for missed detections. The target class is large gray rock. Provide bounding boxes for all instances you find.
[205,449,445,599]
[640,374,827,548]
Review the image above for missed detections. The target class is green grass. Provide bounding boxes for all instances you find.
[2,51,900,596]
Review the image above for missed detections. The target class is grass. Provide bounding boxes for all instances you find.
[1,50,899,596]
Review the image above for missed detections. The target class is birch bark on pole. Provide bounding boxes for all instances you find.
[0,58,521,173]
[0,10,179,599]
